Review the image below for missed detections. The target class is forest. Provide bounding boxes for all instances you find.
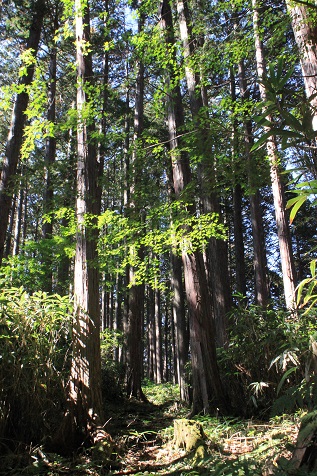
[1,0,317,474]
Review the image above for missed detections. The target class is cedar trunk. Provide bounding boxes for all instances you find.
[67,0,104,446]
[160,0,229,414]
[125,9,147,401]
[237,58,270,307]
[0,0,45,264]
[252,0,296,310]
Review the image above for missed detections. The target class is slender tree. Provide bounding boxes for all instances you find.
[0,0,46,265]
[176,0,231,347]
[286,0,317,133]
[42,8,59,293]
[252,0,297,310]
[125,5,147,401]
[237,58,270,307]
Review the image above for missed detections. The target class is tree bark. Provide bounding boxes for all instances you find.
[154,287,163,383]
[0,0,46,265]
[176,0,231,346]
[252,0,297,310]
[287,1,317,132]
[66,0,109,449]
[237,58,270,307]
[42,20,58,293]
[160,0,229,414]
[125,8,147,401]
[171,252,189,402]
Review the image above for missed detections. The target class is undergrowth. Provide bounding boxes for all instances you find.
[0,381,305,475]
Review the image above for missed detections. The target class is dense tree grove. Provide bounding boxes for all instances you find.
[1,0,317,464]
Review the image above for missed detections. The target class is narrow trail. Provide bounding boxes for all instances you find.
[0,397,299,475]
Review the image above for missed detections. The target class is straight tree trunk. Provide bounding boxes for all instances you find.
[13,178,25,257]
[160,0,229,414]
[56,127,75,296]
[125,9,147,401]
[230,67,247,298]
[66,0,108,448]
[237,58,270,307]
[154,287,163,383]
[287,1,317,132]
[4,193,17,258]
[147,287,156,380]
[0,0,46,265]
[176,0,231,347]
[42,31,57,293]
[252,0,297,310]
[171,252,189,402]
[233,183,247,297]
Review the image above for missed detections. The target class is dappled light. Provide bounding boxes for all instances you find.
[1,0,317,473]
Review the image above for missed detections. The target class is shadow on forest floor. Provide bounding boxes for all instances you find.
[0,397,300,476]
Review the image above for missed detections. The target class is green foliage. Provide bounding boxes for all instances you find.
[142,380,180,406]
[286,182,317,311]
[251,59,317,316]
[1,237,74,293]
[252,59,313,152]
[100,329,124,401]
[296,259,317,311]
[287,180,317,224]
[98,204,226,291]
[0,285,72,444]
[220,305,317,416]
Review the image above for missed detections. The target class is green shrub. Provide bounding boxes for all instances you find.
[142,380,180,406]
[0,285,72,445]
[100,329,124,401]
[219,305,317,416]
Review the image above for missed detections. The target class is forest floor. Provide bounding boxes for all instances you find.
[0,384,301,476]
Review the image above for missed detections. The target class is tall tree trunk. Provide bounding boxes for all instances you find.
[67,0,107,448]
[252,0,297,310]
[237,58,270,307]
[0,0,45,265]
[147,287,156,380]
[125,9,147,401]
[230,67,247,298]
[13,176,25,257]
[154,287,163,383]
[56,127,75,296]
[287,1,317,132]
[42,27,57,293]
[160,0,229,414]
[176,0,231,346]
[4,193,17,259]
[171,252,189,402]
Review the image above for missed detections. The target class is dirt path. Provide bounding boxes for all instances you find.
[0,398,299,475]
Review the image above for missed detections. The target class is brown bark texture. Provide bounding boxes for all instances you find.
[252,0,297,311]
[0,0,46,265]
[287,1,317,129]
[66,0,111,452]
[237,58,270,307]
[125,10,147,402]
[160,0,229,414]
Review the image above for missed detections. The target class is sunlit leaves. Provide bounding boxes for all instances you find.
[18,48,37,78]
[252,59,315,152]
[286,180,317,224]
[296,259,317,312]
[97,203,226,290]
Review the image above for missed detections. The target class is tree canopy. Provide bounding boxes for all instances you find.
[1,0,317,472]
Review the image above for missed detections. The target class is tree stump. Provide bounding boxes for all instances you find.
[173,419,206,458]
